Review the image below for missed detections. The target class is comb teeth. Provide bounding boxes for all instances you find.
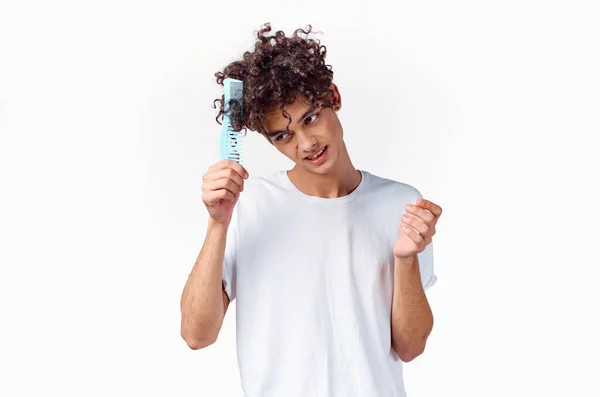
[221,129,244,163]
[221,78,244,164]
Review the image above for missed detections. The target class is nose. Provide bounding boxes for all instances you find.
[297,131,318,153]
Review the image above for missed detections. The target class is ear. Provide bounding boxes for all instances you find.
[329,82,342,111]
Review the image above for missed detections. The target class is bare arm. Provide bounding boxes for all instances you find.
[390,254,434,362]
[180,219,231,350]
[180,159,247,350]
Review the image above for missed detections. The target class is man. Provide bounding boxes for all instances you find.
[180,22,442,397]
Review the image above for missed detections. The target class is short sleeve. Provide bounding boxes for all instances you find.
[222,206,239,302]
[417,240,437,292]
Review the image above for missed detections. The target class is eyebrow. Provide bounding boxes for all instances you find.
[265,105,316,138]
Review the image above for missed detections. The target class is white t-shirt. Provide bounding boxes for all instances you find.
[222,169,437,397]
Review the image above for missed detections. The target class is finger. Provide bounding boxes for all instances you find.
[416,198,442,218]
[402,220,421,236]
[405,204,436,224]
[207,159,234,172]
[401,214,430,236]
[203,178,241,197]
[402,223,425,245]
[208,159,249,179]
[204,168,245,191]
[203,189,236,205]
[403,216,435,246]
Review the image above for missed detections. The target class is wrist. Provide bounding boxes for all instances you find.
[394,254,417,267]
[208,217,230,233]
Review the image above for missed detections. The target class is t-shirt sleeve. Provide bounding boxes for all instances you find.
[417,240,437,292]
[222,205,239,302]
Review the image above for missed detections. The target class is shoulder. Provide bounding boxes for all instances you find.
[362,170,424,202]
[234,170,289,212]
[244,170,282,188]
[241,170,286,195]
[230,170,289,233]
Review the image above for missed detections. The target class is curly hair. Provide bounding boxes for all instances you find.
[212,22,335,142]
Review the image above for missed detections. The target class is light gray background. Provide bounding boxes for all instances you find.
[1,0,598,396]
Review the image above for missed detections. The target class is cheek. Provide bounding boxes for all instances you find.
[280,147,297,161]
[329,119,343,138]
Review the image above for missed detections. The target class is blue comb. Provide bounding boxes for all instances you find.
[221,78,244,164]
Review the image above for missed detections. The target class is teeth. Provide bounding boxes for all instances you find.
[307,147,325,160]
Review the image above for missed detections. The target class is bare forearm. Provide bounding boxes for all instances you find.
[390,255,433,362]
[180,219,229,348]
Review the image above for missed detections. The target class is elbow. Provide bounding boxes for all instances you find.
[396,344,425,362]
[186,338,214,350]
[393,316,434,362]
[180,313,222,350]
[182,333,216,350]
[392,333,429,362]
[181,326,217,350]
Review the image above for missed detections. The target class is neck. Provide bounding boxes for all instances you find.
[288,141,362,198]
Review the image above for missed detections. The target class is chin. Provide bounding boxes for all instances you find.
[306,166,332,175]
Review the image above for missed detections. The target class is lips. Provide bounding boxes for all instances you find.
[303,145,328,166]
[305,146,327,160]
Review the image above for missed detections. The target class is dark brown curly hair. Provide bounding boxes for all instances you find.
[212,22,336,143]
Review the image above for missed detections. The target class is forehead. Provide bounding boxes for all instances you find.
[263,97,313,125]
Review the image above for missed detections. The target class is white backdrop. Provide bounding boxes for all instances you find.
[1,0,599,396]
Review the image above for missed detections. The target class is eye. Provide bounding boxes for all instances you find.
[274,132,291,141]
[304,113,319,125]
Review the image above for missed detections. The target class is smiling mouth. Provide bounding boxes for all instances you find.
[305,146,327,160]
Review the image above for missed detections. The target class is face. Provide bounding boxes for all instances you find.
[262,83,343,175]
